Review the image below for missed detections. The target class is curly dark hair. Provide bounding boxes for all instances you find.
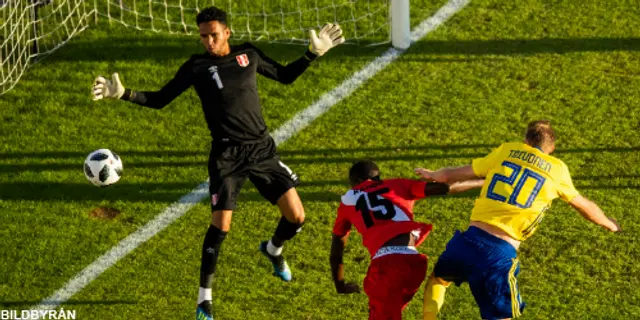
[196,6,228,26]
[349,160,381,186]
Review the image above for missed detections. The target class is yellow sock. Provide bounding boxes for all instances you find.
[423,276,449,320]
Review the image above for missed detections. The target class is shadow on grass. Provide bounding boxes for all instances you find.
[0,144,638,170]
[0,144,638,201]
[407,37,640,57]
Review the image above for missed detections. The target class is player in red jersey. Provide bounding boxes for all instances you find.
[330,160,484,319]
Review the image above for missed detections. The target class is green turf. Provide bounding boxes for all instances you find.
[1,0,639,319]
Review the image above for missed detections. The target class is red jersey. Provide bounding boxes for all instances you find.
[332,178,434,257]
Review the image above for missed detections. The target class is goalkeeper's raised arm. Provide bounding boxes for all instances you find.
[90,15,344,143]
[92,63,193,110]
[91,21,345,106]
[91,23,344,106]
[253,23,345,84]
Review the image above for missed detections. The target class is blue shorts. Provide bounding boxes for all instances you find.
[433,226,525,319]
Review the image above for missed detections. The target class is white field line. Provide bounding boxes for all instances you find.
[30,0,470,313]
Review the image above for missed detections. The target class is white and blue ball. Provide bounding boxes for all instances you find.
[84,149,123,187]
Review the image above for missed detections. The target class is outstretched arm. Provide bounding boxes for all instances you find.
[254,47,316,84]
[415,144,502,185]
[413,179,484,197]
[415,165,479,184]
[92,61,193,109]
[448,179,485,194]
[255,24,345,84]
[330,233,360,294]
[569,195,620,232]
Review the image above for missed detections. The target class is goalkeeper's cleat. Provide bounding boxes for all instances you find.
[259,241,292,282]
[196,301,213,320]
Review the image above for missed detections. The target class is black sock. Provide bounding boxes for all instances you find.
[199,225,227,288]
[274,216,304,243]
[270,235,284,248]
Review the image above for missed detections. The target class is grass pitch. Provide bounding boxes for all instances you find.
[1,0,639,319]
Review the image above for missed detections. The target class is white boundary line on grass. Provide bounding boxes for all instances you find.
[31,0,470,313]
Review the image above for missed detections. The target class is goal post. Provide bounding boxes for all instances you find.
[391,0,410,49]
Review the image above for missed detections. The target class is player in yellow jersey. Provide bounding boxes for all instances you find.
[415,120,620,320]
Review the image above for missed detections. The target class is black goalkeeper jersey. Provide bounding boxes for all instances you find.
[121,42,315,143]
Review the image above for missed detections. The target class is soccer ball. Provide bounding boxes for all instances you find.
[83,149,123,187]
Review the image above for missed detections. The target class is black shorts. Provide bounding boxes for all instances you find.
[208,137,300,211]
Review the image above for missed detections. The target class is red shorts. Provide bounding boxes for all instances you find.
[364,253,428,320]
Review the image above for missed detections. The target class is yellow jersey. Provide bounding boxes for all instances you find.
[470,142,579,241]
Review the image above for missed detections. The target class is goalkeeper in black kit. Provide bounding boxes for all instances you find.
[91,6,345,320]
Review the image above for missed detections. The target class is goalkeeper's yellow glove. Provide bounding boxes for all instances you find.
[309,23,345,56]
[92,72,125,100]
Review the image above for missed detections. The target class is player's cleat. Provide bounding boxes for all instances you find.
[259,241,292,282]
[196,301,213,320]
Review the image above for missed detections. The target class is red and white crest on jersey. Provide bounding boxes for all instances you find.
[236,54,249,67]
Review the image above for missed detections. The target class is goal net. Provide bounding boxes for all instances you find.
[98,0,390,43]
[1,0,402,95]
[0,0,92,94]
